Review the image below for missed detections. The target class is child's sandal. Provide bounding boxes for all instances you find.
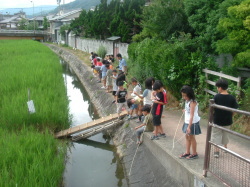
[186,154,199,160]
[179,153,190,159]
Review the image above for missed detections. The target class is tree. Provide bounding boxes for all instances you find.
[69,0,145,42]
[60,24,70,38]
[216,0,250,67]
[184,0,244,54]
[26,21,38,30]
[17,18,28,30]
[133,0,191,42]
[43,17,49,30]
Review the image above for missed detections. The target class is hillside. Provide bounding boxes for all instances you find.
[1,0,111,17]
[51,0,112,13]
[1,5,57,17]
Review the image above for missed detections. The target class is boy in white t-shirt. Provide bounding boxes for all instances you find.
[129,78,142,119]
[111,70,118,103]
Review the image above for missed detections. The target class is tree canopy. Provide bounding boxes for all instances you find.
[216,0,250,67]
[70,0,145,42]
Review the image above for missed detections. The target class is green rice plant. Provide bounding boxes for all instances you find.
[0,40,70,131]
[0,127,67,186]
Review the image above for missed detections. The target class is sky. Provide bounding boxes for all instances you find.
[0,0,73,9]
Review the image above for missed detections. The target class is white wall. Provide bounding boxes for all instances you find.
[68,32,129,58]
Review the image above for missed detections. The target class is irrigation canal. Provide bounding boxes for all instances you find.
[61,60,128,187]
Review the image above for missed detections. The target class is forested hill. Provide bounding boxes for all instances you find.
[52,0,112,12]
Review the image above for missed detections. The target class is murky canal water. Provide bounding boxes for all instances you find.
[61,60,127,187]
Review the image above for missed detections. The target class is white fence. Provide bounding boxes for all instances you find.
[67,32,129,58]
[203,68,241,95]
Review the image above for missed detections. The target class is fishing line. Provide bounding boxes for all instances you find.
[128,106,152,176]
[171,111,184,151]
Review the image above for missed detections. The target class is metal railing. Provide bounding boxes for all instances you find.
[203,99,250,187]
[0,29,48,35]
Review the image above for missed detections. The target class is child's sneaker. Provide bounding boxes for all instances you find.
[186,154,199,160]
[150,135,159,140]
[158,133,166,138]
[131,115,138,119]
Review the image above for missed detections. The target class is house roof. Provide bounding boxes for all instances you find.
[106,36,121,41]
[0,16,19,23]
[50,9,82,21]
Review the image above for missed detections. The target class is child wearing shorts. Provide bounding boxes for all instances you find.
[116,81,129,118]
[212,79,238,158]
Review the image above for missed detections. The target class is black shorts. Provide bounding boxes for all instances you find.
[112,91,117,96]
[153,115,161,126]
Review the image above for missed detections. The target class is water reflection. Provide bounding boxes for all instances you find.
[60,59,127,187]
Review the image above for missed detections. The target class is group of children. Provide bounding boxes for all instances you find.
[117,77,238,160]
[90,52,238,160]
[90,52,115,91]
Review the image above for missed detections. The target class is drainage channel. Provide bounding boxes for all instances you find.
[60,59,128,187]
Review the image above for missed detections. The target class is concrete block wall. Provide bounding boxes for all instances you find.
[68,34,129,58]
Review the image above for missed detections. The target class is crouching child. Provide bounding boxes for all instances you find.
[134,105,153,145]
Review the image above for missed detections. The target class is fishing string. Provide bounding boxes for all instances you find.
[171,111,184,151]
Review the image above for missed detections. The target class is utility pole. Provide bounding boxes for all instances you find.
[30,1,35,33]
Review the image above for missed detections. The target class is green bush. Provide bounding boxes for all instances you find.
[97,45,107,59]
[128,35,216,99]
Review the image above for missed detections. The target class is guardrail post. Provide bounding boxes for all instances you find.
[203,99,214,177]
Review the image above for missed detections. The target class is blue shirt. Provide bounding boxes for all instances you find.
[101,65,107,76]
[119,58,127,71]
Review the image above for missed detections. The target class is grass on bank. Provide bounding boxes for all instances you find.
[0,40,70,186]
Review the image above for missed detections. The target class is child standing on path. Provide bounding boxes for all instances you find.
[106,64,113,93]
[116,81,129,119]
[179,86,201,160]
[111,69,118,103]
[100,60,108,89]
[151,82,167,140]
[212,79,238,158]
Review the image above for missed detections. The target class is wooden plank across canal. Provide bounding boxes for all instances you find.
[55,111,127,139]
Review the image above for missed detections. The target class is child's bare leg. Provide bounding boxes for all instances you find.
[158,125,164,134]
[138,105,142,116]
[104,79,106,87]
[130,109,134,116]
[155,126,159,136]
[185,135,191,154]
[135,108,139,116]
[190,135,197,154]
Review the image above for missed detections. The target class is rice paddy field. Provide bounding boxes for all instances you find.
[0,40,70,186]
